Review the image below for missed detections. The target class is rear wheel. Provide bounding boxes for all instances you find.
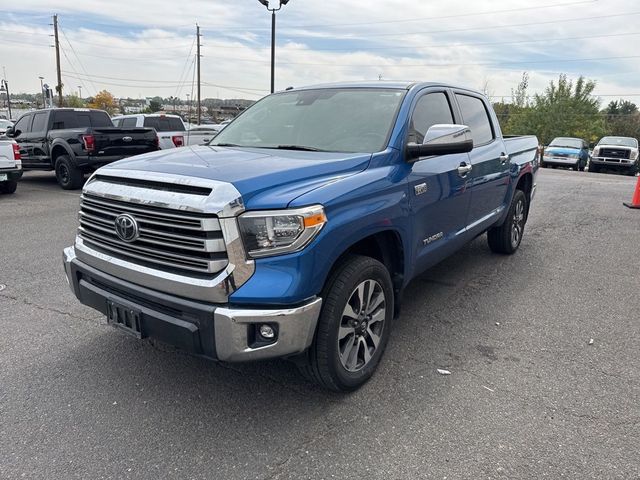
[299,255,394,391]
[55,155,84,190]
[488,189,528,255]
[0,180,17,194]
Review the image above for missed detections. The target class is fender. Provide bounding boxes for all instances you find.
[49,138,76,167]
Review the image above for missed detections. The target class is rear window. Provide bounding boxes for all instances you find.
[455,94,494,146]
[143,117,185,132]
[52,110,113,129]
[122,117,138,128]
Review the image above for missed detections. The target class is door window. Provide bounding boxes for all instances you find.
[409,92,454,144]
[455,94,494,146]
[13,114,32,135]
[31,112,49,132]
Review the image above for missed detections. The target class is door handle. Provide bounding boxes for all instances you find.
[500,153,510,165]
[457,162,472,176]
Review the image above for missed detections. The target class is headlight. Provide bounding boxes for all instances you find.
[238,205,327,258]
[593,147,600,156]
[631,150,639,160]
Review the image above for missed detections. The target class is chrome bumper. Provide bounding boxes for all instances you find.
[214,299,322,362]
[63,246,322,362]
[591,156,636,166]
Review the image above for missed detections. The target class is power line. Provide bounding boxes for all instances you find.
[201,0,597,31]
[278,10,640,40]
[59,25,98,96]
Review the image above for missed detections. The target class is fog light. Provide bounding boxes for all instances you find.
[259,324,275,339]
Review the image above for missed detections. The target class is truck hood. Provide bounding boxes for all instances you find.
[102,145,372,209]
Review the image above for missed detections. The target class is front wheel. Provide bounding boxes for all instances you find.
[488,189,528,254]
[588,162,600,173]
[299,255,394,391]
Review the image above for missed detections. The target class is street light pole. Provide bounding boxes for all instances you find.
[78,85,82,99]
[0,79,11,119]
[39,76,45,108]
[258,0,291,94]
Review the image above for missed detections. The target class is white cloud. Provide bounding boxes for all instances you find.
[1,0,639,103]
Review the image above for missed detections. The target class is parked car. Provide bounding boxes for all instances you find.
[0,119,14,135]
[63,81,538,391]
[6,108,158,189]
[112,114,186,149]
[541,137,589,171]
[0,138,22,194]
[589,136,639,175]
[185,125,220,145]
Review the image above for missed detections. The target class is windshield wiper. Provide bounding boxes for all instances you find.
[213,142,243,147]
[273,144,324,152]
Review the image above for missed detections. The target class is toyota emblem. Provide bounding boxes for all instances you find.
[114,214,139,242]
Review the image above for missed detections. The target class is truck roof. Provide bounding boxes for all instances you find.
[285,81,484,96]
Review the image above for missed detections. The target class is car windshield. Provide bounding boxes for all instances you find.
[210,88,406,153]
[598,136,638,148]
[549,137,582,149]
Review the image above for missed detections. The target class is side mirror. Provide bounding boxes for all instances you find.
[406,124,473,161]
[5,126,14,137]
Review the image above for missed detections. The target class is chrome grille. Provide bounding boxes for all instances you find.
[78,193,228,275]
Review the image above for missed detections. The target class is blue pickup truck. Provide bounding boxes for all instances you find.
[63,82,538,391]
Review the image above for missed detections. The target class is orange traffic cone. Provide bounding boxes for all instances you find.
[624,175,640,209]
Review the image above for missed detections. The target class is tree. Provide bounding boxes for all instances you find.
[65,94,85,108]
[148,99,162,112]
[505,74,606,145]
[603,100,640,139]
[88,90,118,115]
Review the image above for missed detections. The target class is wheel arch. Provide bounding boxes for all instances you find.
[322,229,406,315]
[50,141,74,167]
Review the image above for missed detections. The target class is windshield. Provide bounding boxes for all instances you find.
[210,88,406,153]
[598,136,638,148]
[549,137,582,149]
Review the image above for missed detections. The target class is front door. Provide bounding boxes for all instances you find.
[407,90,473,273]
[11,114,34,167]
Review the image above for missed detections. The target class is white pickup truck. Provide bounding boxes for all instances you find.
[112,114,187,150]
[0,138,22,194]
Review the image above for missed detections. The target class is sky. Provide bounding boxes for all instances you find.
[1,0,639,105]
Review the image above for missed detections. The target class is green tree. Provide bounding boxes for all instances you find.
[65,94,85,108]
[506,74,606,145]
[148,99,162,113]
[603,100,640,140]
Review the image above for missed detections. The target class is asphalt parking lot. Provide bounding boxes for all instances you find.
[1,168,639,479]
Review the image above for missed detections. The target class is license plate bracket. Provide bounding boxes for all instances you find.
[106,300,143,338]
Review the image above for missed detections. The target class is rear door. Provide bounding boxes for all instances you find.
[407,89,474,272]
[453,92,509,231]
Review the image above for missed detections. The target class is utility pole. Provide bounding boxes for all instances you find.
[53,14,63,106]
[196,24,202,125]
[78,85,82,99]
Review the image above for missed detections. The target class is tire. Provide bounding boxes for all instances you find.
[55,155,84,190]
[488,189,528,255]
[299,255,394,391]
[588,162,599,173]
[0,180,17,194]
[573,161,582,171]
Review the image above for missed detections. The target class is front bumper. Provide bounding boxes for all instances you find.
[63,246,322,362]
[591,156,637,169]
[542,156,579,166]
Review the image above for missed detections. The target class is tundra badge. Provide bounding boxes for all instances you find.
[414,183,428,196]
